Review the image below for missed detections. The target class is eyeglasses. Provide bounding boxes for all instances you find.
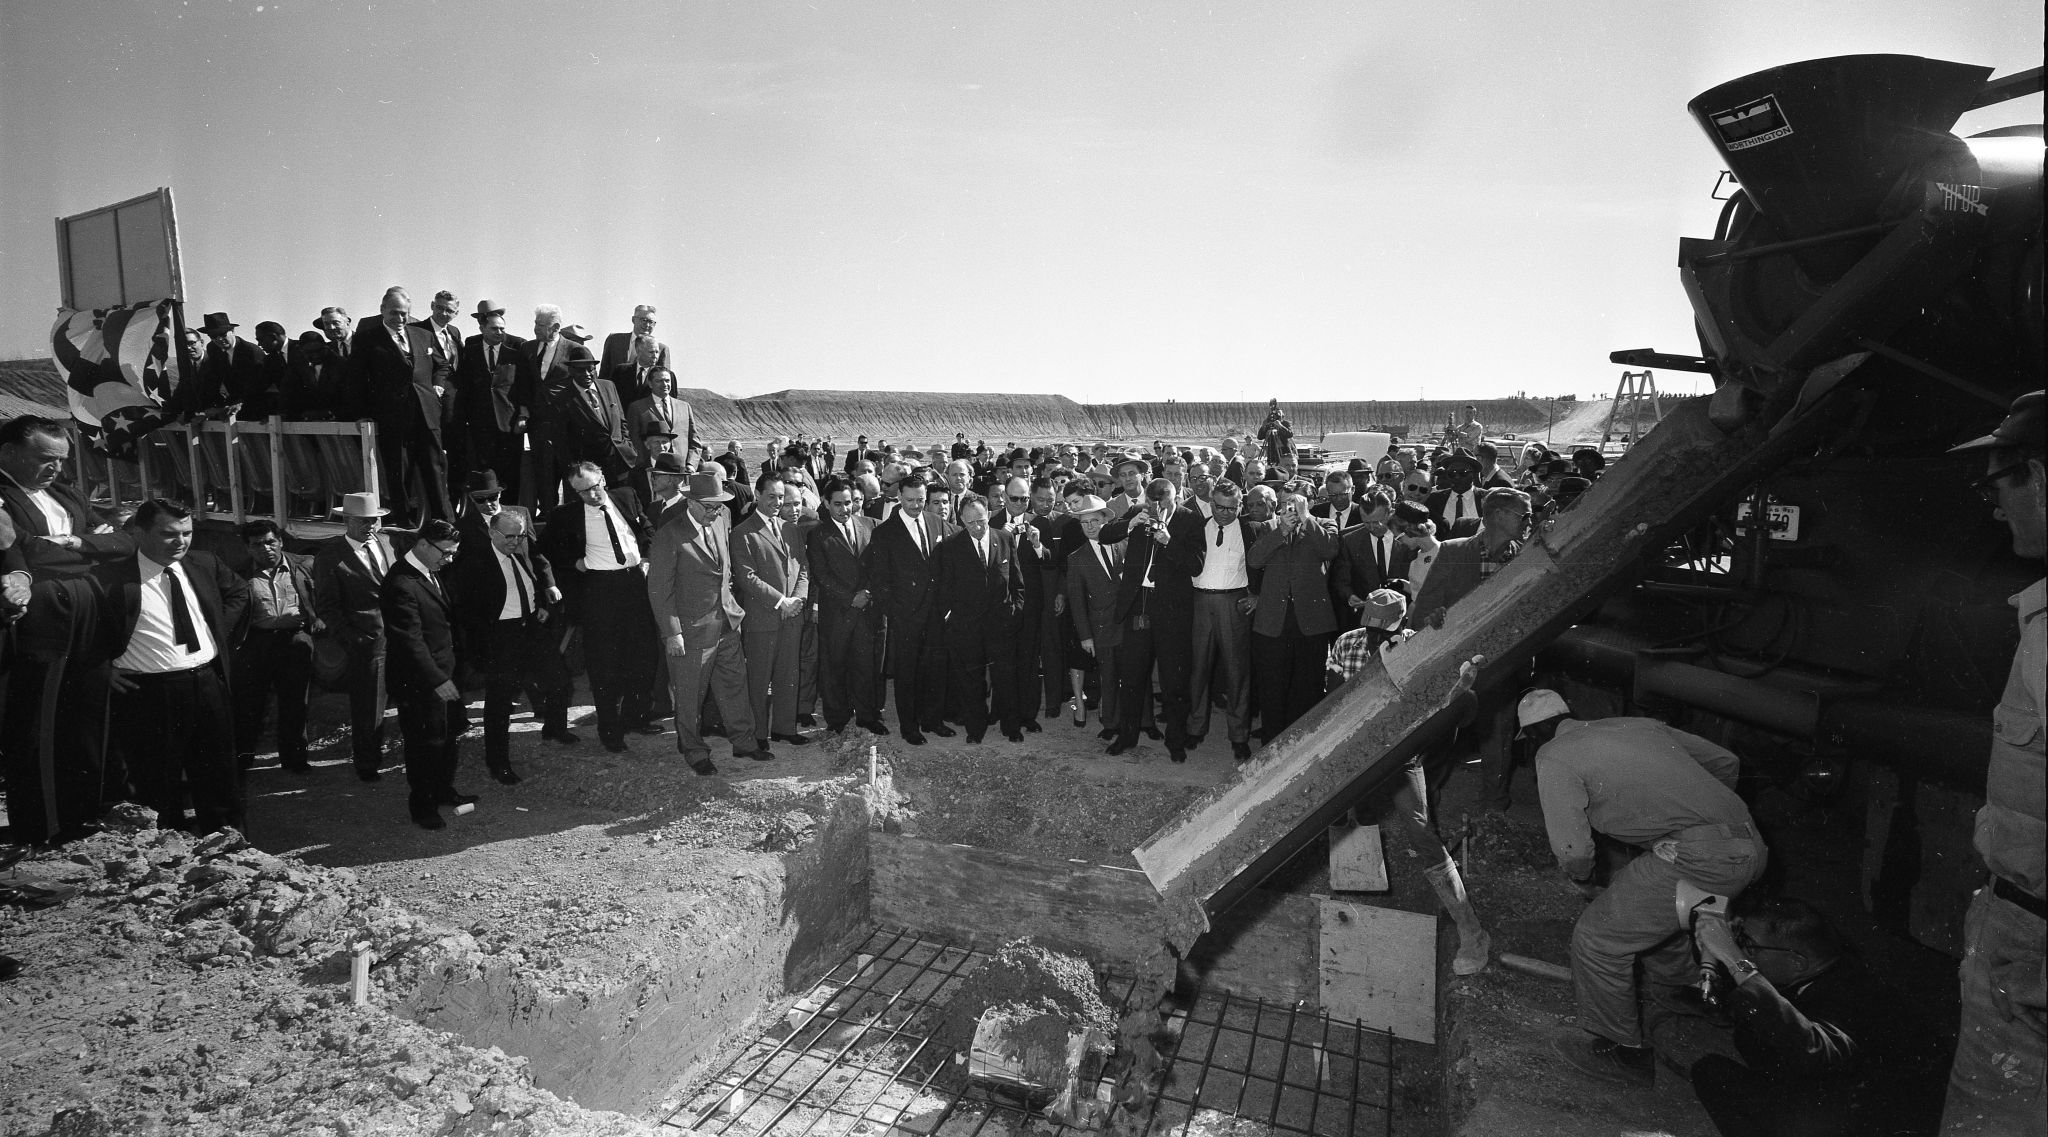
[1007,494,1030,503]
[1971,462,2029,505]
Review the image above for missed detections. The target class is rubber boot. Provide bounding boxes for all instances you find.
[1424,858,1491,975]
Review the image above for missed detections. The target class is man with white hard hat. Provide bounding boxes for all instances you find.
[1520,687,1765,1088]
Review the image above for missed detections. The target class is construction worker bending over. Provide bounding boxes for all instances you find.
[1521,688,1767,1088]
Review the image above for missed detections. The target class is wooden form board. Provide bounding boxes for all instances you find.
[870,834,1169,976]
[1329,823,1389,892]
[1319,899,1436,1044]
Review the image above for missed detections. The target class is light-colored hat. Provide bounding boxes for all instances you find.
[1516,689,1571,734]
[341,492,388,518]
[687,471,733,503]
[1071,494,1110,516]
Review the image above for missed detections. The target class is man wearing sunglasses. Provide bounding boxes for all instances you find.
[1941,389,2046,1135]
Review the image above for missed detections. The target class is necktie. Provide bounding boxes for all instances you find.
[1215,518,1226,547]
[600,504,628,564]
[1453,494,1466,522]
[366,541,386,584]
[1375,534,1388,579]
[165,565,201,652]
[487,346,497,371]
[509,554,531,617]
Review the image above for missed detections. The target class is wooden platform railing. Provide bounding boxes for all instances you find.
[85,418,380,530]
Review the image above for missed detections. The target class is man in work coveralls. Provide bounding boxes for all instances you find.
[1523,688,1766,1087]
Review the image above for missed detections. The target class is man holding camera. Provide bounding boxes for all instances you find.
[1686,897,1946,1137]
[1099,478,1205,763]
[1257,400,1295,465]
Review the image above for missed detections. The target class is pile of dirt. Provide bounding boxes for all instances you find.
[931,939,1117,1085]
[0,808,660,1137]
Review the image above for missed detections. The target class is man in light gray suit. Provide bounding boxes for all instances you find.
[647,471,766,774]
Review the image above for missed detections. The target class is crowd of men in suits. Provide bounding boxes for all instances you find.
[6,323,1604,841]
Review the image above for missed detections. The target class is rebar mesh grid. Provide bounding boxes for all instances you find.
[665,928,1397,1137]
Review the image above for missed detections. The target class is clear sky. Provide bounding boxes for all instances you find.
[1,1,2038,401]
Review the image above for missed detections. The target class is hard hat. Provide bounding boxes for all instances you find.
[1515,689,1571,734]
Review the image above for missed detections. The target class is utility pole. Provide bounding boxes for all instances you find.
[1547,396,1555,445]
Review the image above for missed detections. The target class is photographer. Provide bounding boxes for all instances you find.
[1689,897,1945,1137]
[1257,399,1295,465]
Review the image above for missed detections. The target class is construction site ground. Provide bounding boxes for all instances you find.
[6,667,1837,1137]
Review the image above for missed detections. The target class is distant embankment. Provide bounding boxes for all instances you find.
[0,357,1549,447]
[680,390,1551,446]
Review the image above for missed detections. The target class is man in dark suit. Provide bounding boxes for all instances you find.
[1413,488,1533,628]
[626,367,701,471]
[1,415,132,843]
[1029,480,1079,721]
[1425,449,1485,540]
[647,471,766,772]
[233,519,321,773]
[556,350,635,482]
[1219,437,1247,488]
[1064,495,1132,741]
[349,287,454,524]
[862,472,952,745]
[455,302,530,503]
[312,492,404,780]
[451,507,574,784]
[937,496,1033,743]
[1185,481,1265,761]
[543,461,662,752]
[173,312,262,415]
[1099,478,1206,762]
[236,321,292,421]
[1331,488,1412,640]
[284,307,355,420]
[380,519,471,829]
[96,499,249,835]
[991,477,1049,731]
[731,473,811,749]
[518,306,579,509]
[1311,469,1369,531]
[598,304,671,406]
[807,477,886,735]
[1248,493,1341,742]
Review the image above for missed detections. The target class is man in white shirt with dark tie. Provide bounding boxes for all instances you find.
[543,463,662,753]
[808,476,887,735]
[451,509,575,785]
[1186,481,1258,760]
[99,499,248,834]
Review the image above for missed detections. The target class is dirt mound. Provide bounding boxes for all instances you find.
[0,809,660,1137]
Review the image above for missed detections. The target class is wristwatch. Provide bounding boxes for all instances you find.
[1730,959,1759,980]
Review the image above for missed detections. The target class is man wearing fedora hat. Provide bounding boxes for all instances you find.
[647,469,765,772]
[312,491,408,780]
[349,287,454,525]
[171,312,261,417]
[628,418,679,513]
[456,302,530,504]
[1425,449,1485,539]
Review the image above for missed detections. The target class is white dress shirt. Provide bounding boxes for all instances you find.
[3,470,71,536]
[115,554,218,673]
[581,498,641,570]
[494,546,534,620]
[1192,515,1248,590]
